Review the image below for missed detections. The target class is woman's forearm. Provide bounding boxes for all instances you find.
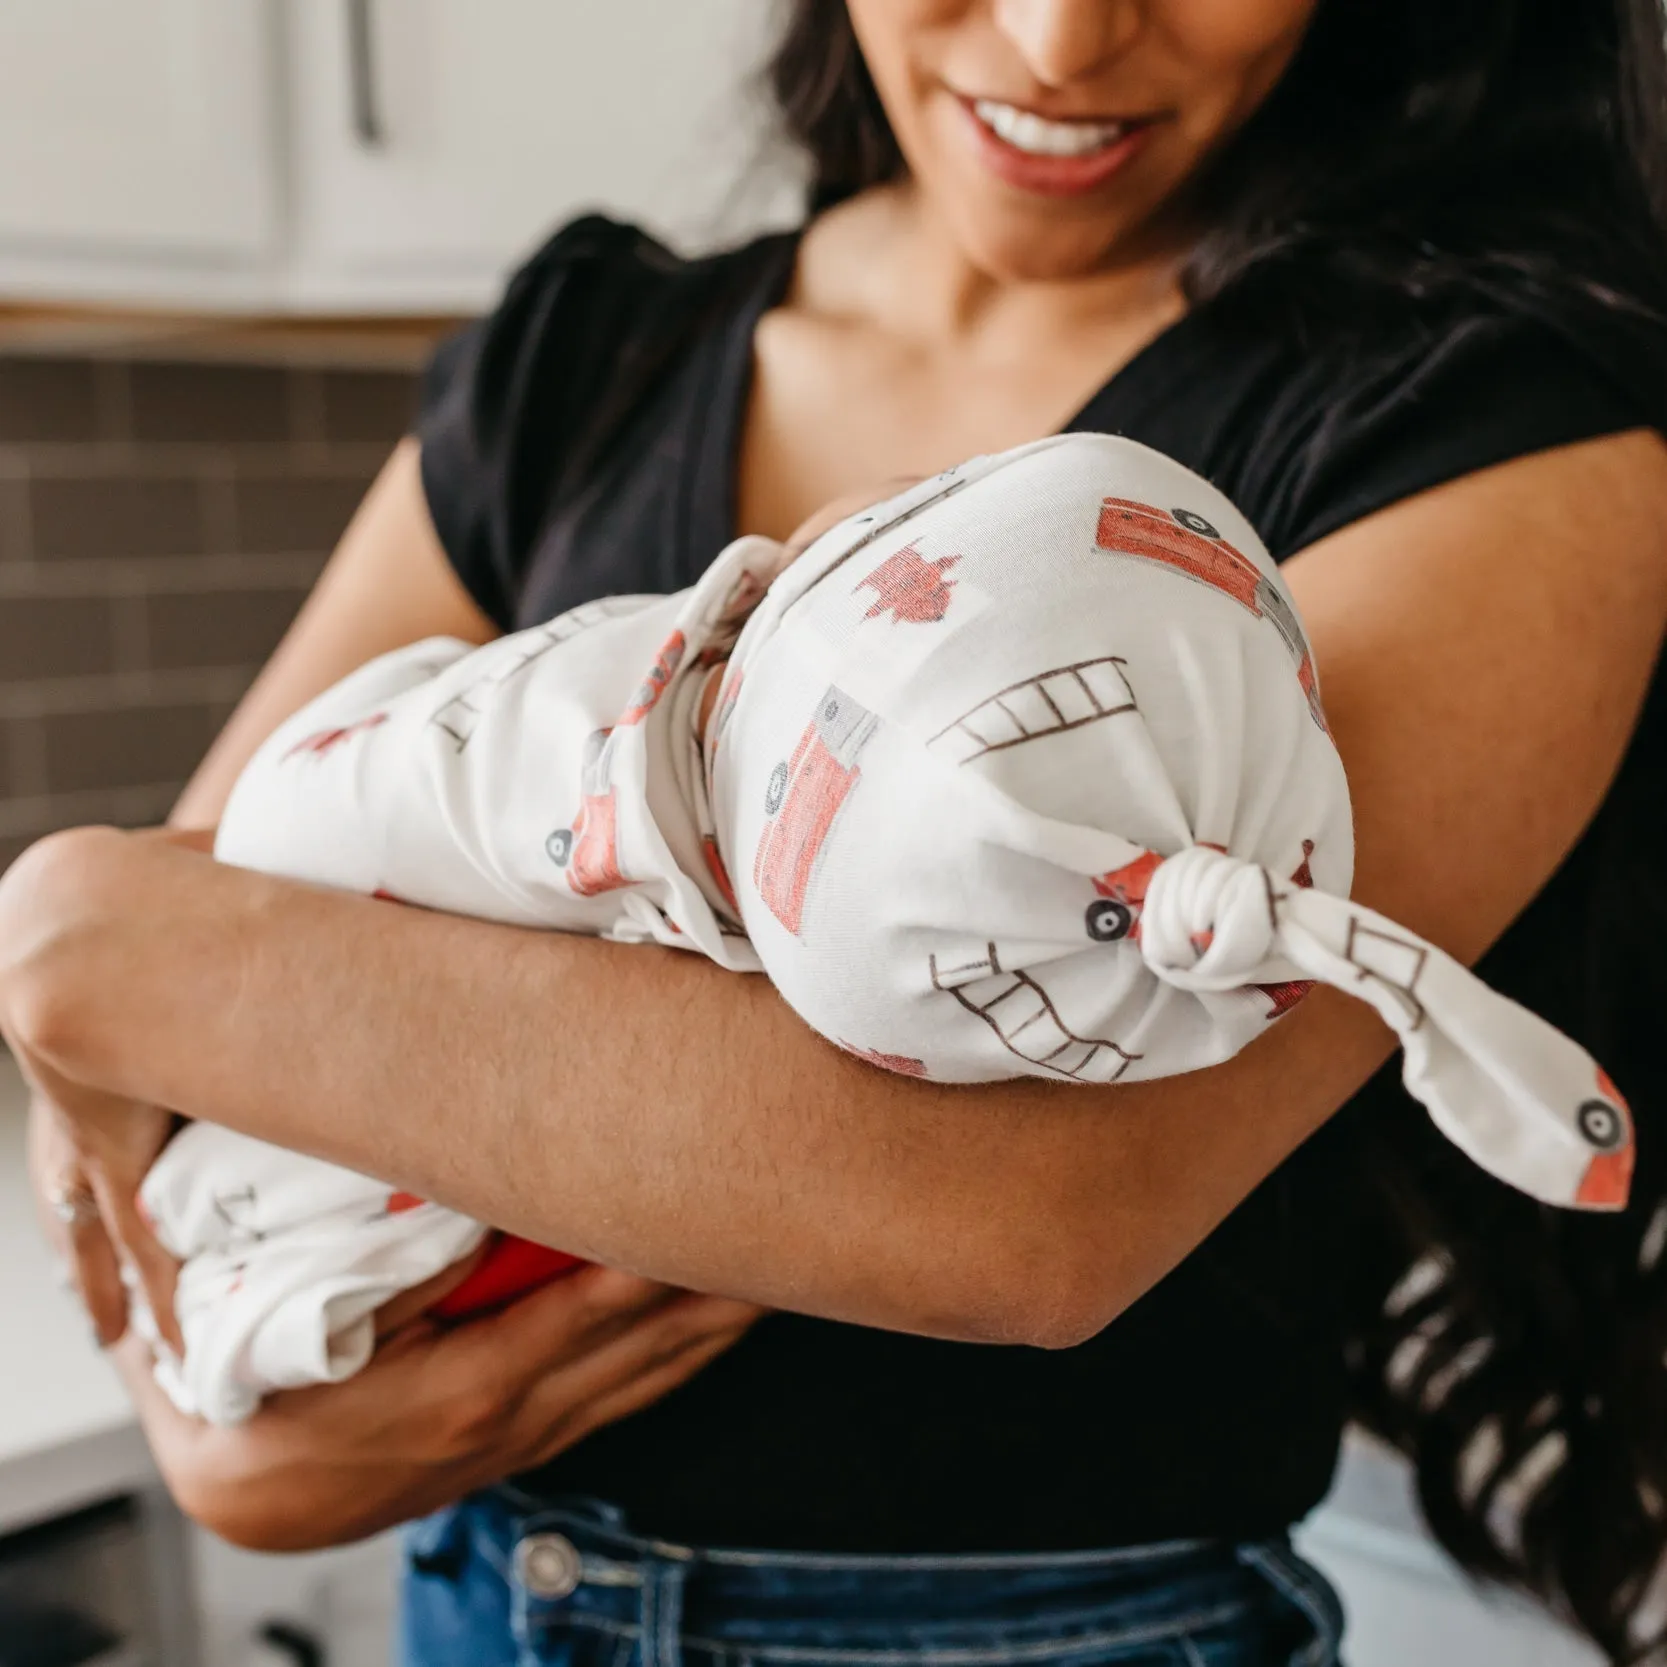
[9,829,1391,1347]
[21,440,1665,1347]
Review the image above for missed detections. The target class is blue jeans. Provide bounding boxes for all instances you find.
[399,1490,1345,1667]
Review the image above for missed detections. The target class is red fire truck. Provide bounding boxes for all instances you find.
[753,687,878,937]
[1095,498,1329,733]
[1576,1067,1635,1208]
[546,727,628,897]
[618,629,686,727]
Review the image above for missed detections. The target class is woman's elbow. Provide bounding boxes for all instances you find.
[0,825,126,1060]
[172,1467,366,1555]
[939,1241,1133,1351]
[157,1434,362,1554]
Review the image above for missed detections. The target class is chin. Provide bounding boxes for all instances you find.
[943,206,1137,283]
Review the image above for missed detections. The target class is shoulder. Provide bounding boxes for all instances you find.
[1121,289,1666,563]
[423,212,796,420]
[416,215,799,627]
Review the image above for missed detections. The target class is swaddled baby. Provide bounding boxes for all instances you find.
[140,433,1636,1424]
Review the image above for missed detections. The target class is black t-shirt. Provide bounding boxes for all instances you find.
[418,213,1662,1554]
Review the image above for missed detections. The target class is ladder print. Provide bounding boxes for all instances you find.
[1342,917,1430,1030]
[428,598,640,750]
[929,944,1141,1082]
[929,656,1137,764]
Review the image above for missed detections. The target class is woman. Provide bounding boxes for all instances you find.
[11,0,1667,1661]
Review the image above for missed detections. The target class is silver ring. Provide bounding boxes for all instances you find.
[47,1181,100,1230]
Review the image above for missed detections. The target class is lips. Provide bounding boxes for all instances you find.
[957,95,1156,198]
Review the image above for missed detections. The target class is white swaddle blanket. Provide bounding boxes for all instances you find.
[142,433,1635,1425]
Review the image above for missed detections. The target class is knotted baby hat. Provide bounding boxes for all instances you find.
[708,433,1633,1212]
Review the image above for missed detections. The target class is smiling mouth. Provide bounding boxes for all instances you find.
[969,97,1138,157]
[956,95,1159,196]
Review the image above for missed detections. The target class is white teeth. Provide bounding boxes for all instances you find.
[973,98,1125,157]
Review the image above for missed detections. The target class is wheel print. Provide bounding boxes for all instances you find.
[1578,1099,1626,1150]
[546,829,574,867]
[1172,507,1220,539]
[765,761,789,815]
[1086,898,1135,942]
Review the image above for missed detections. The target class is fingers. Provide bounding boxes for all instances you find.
[27,1101,128,1345]
[463,1265,688,1375]
[70,1204,130,1348]
[92,1166,183,1354]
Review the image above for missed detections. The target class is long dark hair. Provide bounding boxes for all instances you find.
[767,3,1667,1661]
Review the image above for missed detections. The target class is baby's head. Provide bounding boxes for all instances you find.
[715,431,1348,1063]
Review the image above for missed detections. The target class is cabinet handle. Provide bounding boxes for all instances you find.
[345,0,384,147]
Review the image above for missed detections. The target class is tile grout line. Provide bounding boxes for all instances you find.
[5,714,47,801]
[0,552,325,596]
[0,665,260,720]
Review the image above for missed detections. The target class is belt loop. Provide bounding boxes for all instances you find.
[640,1554,690,1667]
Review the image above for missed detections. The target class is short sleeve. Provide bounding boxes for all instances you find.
[417,214,658,629]
[1236,312,1658,562]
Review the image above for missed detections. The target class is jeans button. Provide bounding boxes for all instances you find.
[515,1532,583,1600]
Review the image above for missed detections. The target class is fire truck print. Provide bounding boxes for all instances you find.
[753,687,878,937]
[1084,849,1165,945]
[618,630,686,727]
[1095,498,1329,733]
[929,944,1140,1083]
[929,656,1138,766]
[857,543,960,624]
[545,728,628,897]
[429,596,641,751]
[1085,838,1319,1021]
[283,711,387,762]
[1575,1067,1634,1208]
[838,1041,929,1077]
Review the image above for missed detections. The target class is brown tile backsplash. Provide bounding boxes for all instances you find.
[129,361,294,445]
[320,368,421,443]
[0,357,101,443]
[40,702,219,795]
[145,585,313,671]
[0,476,27,562]
[0,348,419,871]
[234,468,378,555]
[30,472,209,561]
[0,595,116,683]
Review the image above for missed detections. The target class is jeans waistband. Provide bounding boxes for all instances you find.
[404,1490,1345,1667]
[489,1484,1216,1577]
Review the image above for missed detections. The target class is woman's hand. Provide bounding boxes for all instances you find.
[113,1265,761,1552]
[26,1079,181,1351]
[9,828,212,1351]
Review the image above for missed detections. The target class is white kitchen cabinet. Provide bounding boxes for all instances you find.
[0,0,800,314]
[284,0,802,312]
[0,0,281,306]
